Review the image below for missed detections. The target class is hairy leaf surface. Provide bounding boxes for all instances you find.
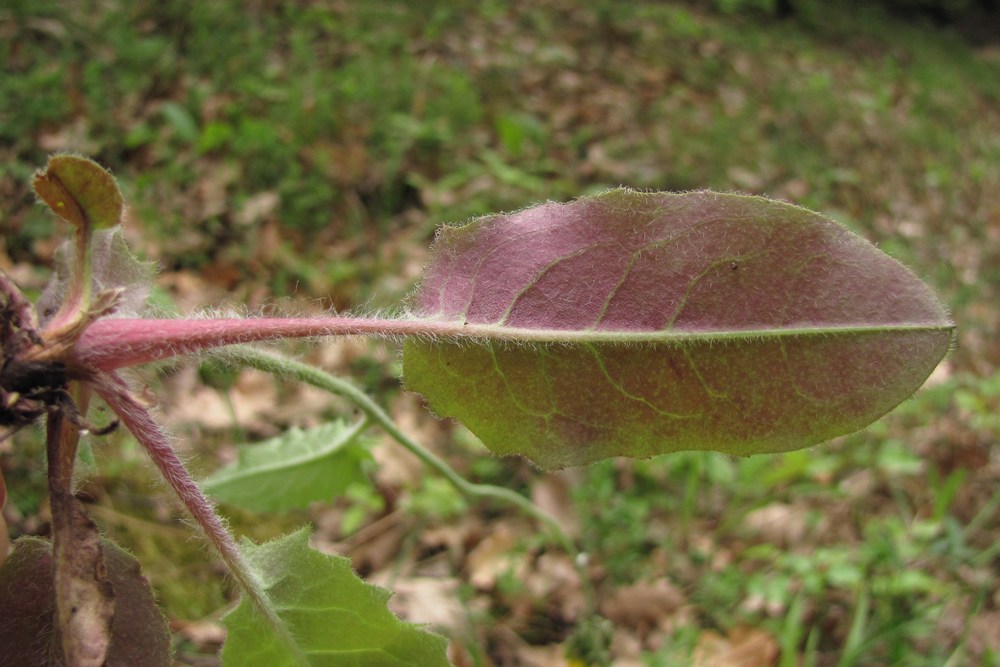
[221,529,449,666]
[202,420,370,512]
[403,189,953,469]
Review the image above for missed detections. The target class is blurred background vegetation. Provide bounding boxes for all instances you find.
[2,1,999,665]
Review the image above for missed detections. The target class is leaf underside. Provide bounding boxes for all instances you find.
[403,189,953,469]
[221,529,449,667]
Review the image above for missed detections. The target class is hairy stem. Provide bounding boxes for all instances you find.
[226,346,598,617]
[94,374,309,666]
[77,317,462,370]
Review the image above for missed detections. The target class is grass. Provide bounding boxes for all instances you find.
[567,376,997,665]
[2,1,999,665]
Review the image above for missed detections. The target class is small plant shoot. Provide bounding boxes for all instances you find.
[0,155,952,665]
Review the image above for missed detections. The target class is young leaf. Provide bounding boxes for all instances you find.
[202,420,371,513]
[221,528,450,666]
[32,155,123,232]
[31,155,126,342]
[403,189,953,469]
[0,537,171,667]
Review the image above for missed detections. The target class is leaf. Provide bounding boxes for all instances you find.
[0,538,52,666]
[33,155,123,232]
[49,488,114,667]
[98,539,173,667]
[202,420,371,512]
[0,467,7,569]
[32,155,129,340]
[403,189,953,469]
[221,528,450,666]
[0,537,171,667]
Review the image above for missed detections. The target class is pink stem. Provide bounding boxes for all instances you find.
[94,375,261,604]
[95,373,308,661]
[75,317,464,371]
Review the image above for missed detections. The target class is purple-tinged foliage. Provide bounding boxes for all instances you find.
[0,537,170,667]
[403,190,953,468]
[0,156,953,663]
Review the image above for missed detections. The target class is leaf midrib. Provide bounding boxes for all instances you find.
[445,321,954,344]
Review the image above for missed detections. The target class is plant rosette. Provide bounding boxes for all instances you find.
[0,155,952,666]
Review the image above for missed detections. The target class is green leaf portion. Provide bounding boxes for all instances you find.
[0,537,171,667]
[404,330,949,469]
[403,190,953,469]
[31,155,127,338]
[203,421,371,513]
[221,528,450,667]
[33,155,123,231]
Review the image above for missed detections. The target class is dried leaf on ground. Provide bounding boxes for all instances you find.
[600,578,686,640]
[692,627,780,667]
[742,503,812,547]
[376,575,469,637]
[166,367,278,433]
[968,611,1000,661]
[531,470,582,539]
[466,522,525,590]
[524,552,587,620]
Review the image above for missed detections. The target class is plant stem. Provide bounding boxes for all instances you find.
[227,346,599,617]
[78,317,464,370]
[47,393,114,667]
[94,373,309,667]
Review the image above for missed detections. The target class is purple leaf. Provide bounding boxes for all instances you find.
[403,189,953,469]
[0,537,171,667]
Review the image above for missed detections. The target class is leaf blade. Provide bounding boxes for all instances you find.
[403,189,952,469]
[221,529,450,667]
[0,537,171,667]
[202,420,371,513]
